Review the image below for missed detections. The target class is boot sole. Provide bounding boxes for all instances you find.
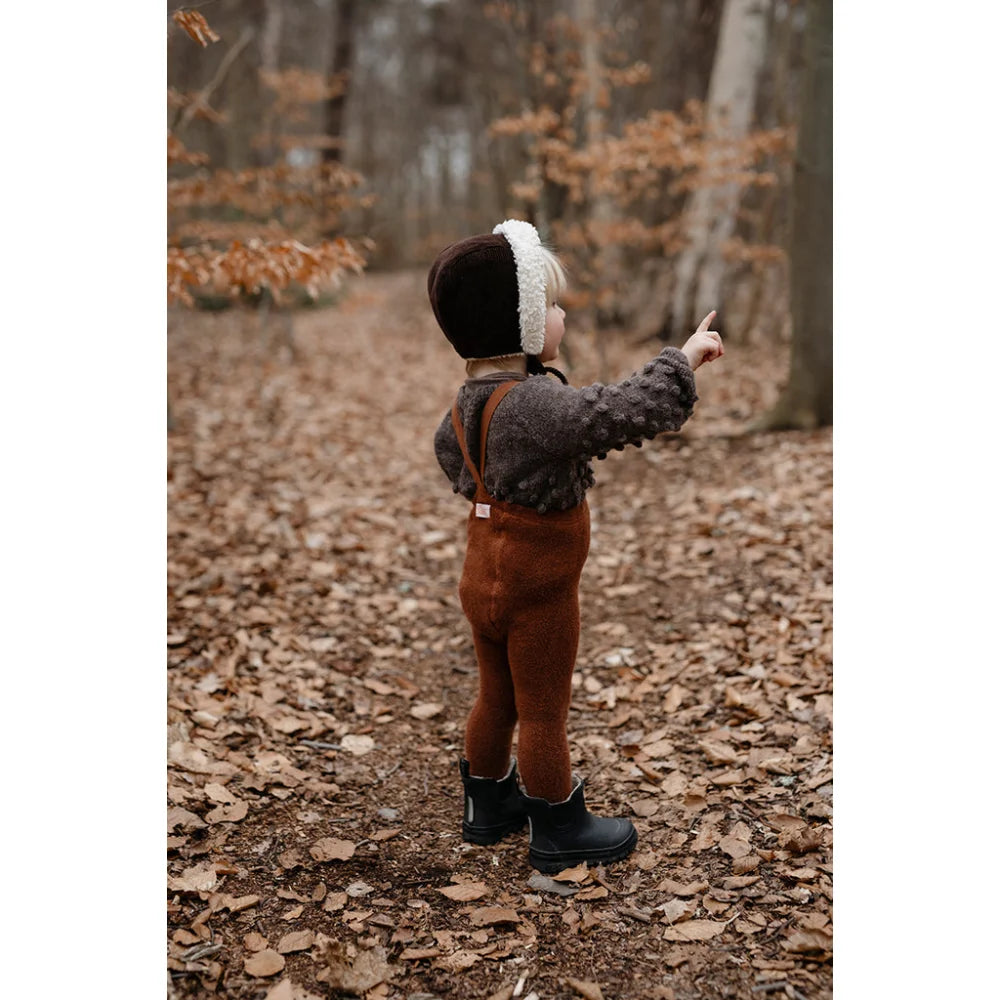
[463,816,527,846]
[528,825,639,873]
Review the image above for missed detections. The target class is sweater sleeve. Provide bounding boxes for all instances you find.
[511,346,698,461]
[434,410,465,491]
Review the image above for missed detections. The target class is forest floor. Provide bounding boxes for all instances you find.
[167,270,832,1000]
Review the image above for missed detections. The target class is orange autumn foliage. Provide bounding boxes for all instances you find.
[167,10,371,306]
[484,9,794,314]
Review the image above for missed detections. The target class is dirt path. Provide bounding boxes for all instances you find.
[168,270,832,1000]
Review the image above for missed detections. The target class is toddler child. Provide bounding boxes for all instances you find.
[429,219,723,872]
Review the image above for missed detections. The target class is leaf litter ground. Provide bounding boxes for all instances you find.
[168,271,832,1000]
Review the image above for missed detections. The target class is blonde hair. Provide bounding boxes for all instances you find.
[541,245,567,307]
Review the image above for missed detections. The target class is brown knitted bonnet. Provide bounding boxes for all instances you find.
[428,219,548,361]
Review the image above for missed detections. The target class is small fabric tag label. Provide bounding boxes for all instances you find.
[475,503,491,519]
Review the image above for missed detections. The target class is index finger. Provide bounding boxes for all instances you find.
[696,310,717,334]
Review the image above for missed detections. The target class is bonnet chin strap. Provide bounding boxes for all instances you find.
[526,355,569,384]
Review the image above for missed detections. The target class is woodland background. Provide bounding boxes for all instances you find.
[168,0,831,429]
[168,2,833,998]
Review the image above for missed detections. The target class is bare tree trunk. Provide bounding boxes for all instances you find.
[579,0,618,333]
[666,0,772,341]
[323,0,357,165]
[221,0,264,170]
[523,0,559,237]
[574,0,613,381]
[749,0,831,431]
[256,0,284,165]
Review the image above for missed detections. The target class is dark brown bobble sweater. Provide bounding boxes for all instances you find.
[434,346,698,513]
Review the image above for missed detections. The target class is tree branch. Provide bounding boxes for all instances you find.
[173,26,256,133]
[169,0,222,15]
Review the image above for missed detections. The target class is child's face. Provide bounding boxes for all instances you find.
[540,303,566,362]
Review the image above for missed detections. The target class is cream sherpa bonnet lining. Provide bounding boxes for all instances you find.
[492,219,547,357]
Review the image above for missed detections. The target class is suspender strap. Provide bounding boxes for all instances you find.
[450,380,520,491]
[478,381,519,481]
[451,403,483,491]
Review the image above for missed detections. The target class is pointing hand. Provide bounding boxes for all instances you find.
[682,311,724,370]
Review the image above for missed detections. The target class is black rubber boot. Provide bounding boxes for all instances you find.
[522,777,638,873]
[460,758,528,845]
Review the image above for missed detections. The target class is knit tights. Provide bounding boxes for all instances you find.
[463,594,578,803]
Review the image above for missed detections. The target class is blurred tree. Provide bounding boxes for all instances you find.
[648,0,773,341]
[220,0,265,169]
[167,8,368,311]
[486,2,791,355]
[256,0,284,164]
[165,0,812,352]
[579,0,617,328]
[750,0,831,430]
[322,0,357,167]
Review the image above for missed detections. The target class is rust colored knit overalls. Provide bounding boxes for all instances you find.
[451,380,590,802]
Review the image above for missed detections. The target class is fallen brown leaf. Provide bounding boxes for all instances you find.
[662,685,688,713]
[710,768,746,786]
[244,932,268,952]
[319,940,394,992]
[206,799,249,824]
[659,898,697,924]
[565,977,604,1000]
[698,740,741,765]
[220,894,260,913]
[168,741,237,776]
[468,906,520,926]
[340,734,375,756]
[768,812,807,832]
[661,919,727,942]
[654,878,708,896]
[721,875,760,890]
[781,827,826,854]
[549,862,591,883]
[204,782,237,804]
[277,930,315,954]
[244,949,286,977]
[527,874,579,897]
[690,823,720,851]
[262,978,326,1000]
[437,882,489,901]
[719,822,753,859]
[784,927,833,955]
[167,863,217,894]
[409,702,443,719]
[630,798,660,818]
[399,947,441,961]
[434,950,481,971]
[309,838,356,862]
[167,806,206,832]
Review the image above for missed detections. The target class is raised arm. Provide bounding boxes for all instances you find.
[510,346,698,461]
[510,312,724,462]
